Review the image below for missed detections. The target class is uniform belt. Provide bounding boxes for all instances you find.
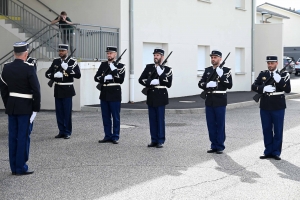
[154,86,166,89]
[55,82,73,85]
[9,92,33,99]
[103,83,121,86]
[266,92,284,96]
[207,91,226,94]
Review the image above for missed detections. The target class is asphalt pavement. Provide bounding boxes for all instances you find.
[0,75,300,200]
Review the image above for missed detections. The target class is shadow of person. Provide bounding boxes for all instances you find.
[270,159,300,182]
[212,153,260,183]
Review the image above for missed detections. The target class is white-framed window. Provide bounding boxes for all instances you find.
[235,47,245,74]
[236,0,245,10]
[197,45,210,76]
[143,43,168,68]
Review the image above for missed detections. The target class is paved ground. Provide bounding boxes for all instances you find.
[0,97,300,199]
[0,75,300,200]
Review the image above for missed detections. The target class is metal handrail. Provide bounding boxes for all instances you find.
[15,0,51,22]
[36,0,59,16]
[0,24,57,62]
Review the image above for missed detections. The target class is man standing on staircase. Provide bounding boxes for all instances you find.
[51,11,74,52]
[45,44,81,139]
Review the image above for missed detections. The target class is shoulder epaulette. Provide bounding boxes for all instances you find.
[24,61,34,66]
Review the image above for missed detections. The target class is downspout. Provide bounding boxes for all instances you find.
[129,0,134,103]
[251,0,256,86]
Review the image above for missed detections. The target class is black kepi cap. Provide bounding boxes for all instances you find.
[210,50,222,57]
[58,44,69,51]
[266,55,278,62]
[153,48,164,55]
[13,41,28,53]
[106,46,117,52]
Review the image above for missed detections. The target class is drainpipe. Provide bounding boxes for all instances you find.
[129,0,134,103]
[251,0,256,86]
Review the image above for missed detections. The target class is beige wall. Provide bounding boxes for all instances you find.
[259,4,300,47]
[0,20,24,59]
[254,23,283,77]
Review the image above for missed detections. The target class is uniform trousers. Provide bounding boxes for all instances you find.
[8,114,30,174]
[55,97,72,136]
[100,100,121,141]
[260,109,285,156]
[205,106,226,151]
[148,105,165,144]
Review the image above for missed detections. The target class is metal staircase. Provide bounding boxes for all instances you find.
[0,0,120,70]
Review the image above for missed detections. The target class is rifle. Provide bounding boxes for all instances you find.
[96,49,127,91]
[253,57,294,102]
[200,52,231,99]
[27,48,35,59]
[48,48,76,88]
[141,51,173,96]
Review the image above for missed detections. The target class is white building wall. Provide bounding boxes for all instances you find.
[1,0,254,108]
[126,0,252,102]
[254,23,283,76]
[259,4,300,47]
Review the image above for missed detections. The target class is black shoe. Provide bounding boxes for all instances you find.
[98,139,111,143]
[259,155,272,159]
[216,150,223,154]
[55,134,64,138]
[112,140,119,144]
[273,155,281,160]
[16,170,34,176]
[64,135,70,139]
[156,143,163,148]
[12,172,16,175]
[147,142,157,147]
[207,149,217,153]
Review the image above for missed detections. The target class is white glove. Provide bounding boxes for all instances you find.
[263,85,276,93]
[110,63,117,71]
[30,112,37,123]
[216,67,223,77]
[104,74,113,81]
[206,81,217,88]
[61,62,68,70]
[273,73,281,83]
[54,71,63,78]
[156,66,165,76]
[150,79,159,85]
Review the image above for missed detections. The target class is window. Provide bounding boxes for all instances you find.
[235,47,245,74]
[143,43,167,68]
[197,45,210,76]
[236,0,245,10]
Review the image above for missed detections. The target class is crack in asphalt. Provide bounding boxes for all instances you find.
[169,162,260,200]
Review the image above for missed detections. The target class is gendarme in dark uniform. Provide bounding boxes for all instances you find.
[0,41,41,175]
[138,48,173,148]
[198,50,232,154]
[252,55,291,160]
[94,46,125,144]
[45,44,81,139]
[26,43,37,72]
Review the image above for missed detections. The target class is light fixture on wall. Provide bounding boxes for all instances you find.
[261,11,272,23]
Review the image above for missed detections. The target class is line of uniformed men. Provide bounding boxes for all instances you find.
[0,42,290,176]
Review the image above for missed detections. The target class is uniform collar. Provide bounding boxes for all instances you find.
[14,59,25,62]
[268,69,278,74]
